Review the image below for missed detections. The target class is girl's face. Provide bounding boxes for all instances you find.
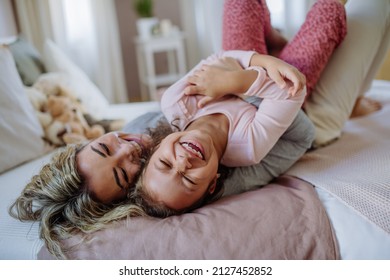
[77,132,152,203]
[143,130,220,211]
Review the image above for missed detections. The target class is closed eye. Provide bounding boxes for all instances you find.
[91,146,106,158]
[158,158,196,185]
[120,167,129,184]
[113,167,131,190]
[159,158,172,168]
[182,175,196,185]
[113,168,125,189]
[99,143,111,156]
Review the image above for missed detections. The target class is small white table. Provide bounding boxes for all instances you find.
[134,32,187,101]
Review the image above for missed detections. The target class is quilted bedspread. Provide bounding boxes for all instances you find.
[287,85,390,235]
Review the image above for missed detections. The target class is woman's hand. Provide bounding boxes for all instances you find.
[250,54,306,97]
[184,57,245,108]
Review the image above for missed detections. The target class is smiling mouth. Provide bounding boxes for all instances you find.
[180,142,205,160]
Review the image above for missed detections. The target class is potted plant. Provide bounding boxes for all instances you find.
[134,0,153,18]
[133,0,158,39]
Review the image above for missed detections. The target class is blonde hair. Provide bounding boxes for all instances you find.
[9,143,148,259]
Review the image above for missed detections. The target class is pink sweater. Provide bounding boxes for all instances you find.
[161,50,306,167]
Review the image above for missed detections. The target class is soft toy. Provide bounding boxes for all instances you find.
[45,95,105,146]
[28,72,125,146]
[33,72,80,103]
[24,86,52,129]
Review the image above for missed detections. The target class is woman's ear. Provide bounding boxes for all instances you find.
[208,173,220,194]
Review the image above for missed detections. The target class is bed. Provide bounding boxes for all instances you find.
[1,35,390,260]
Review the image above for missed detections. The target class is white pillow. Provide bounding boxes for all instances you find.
[0,46,47,173]
[42,40,109,118]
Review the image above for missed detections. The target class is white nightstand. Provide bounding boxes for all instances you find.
[134,32,187,101]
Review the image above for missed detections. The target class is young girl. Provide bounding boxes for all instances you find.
[138,50,308,212]
[138,0,389,213]
[133,0,351,213]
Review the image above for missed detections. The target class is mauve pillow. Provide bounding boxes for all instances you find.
[38,176,339,260]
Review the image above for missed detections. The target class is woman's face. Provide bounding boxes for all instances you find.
[143,130,220,211]
[77,132,152,203]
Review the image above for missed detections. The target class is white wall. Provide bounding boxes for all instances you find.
[180,0,224,68]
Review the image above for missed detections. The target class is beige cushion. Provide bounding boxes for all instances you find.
[0,46,46,173]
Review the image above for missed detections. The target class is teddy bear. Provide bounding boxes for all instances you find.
[33,72,80,103]
[44,94,105,146]
[27,72,126,146]
[24,86,52,129]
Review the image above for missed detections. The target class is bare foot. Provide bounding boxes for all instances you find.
[350,96,382,118]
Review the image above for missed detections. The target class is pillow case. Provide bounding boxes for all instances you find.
[42,39,109,118]
[38,176,339,260]
[8,36,46,86]
[0,46,47,173]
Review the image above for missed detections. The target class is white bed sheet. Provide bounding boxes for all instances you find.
[316,188,390,259]
[0,152,52,259]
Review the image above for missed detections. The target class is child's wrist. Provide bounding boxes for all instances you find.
[235,70,258,93]
[250,53,275,69]
[223,70,243,94]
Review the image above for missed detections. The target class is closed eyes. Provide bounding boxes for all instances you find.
[159,159,171,168]
[91,142,129,190]
[91,143,111,158]
[159,158,196,185]
[113,167,129,190]
[91,146,106,158]
[99,143,111,156]
[120,167,129,184]
[182,174,196,185]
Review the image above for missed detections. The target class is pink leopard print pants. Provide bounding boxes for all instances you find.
[222,0,347,97]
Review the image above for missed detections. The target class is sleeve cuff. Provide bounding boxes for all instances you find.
[243,66,267,97]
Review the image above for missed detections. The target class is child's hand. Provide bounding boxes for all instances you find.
[211,56,243,71]
[266,60,306,97]
[184,57,243,108]
[251,54,306,96]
